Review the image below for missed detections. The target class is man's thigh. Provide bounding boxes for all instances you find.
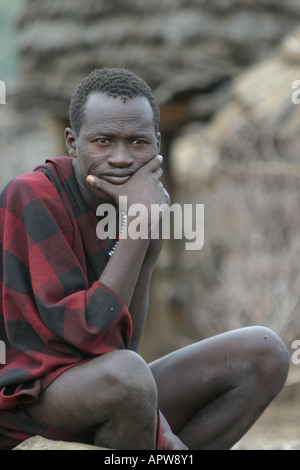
[149,326,278,433]
[26,351,130,435]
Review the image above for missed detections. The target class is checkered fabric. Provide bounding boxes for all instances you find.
[0,156,132,412]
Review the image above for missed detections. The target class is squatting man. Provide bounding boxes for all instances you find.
[0,68,289,450]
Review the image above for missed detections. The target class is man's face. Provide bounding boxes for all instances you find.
[65,92,161,210]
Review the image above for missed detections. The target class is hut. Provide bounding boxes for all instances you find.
[169,26,300,354]
[14,0,300,158]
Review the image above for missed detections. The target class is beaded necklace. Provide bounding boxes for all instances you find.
[108,211,127,257]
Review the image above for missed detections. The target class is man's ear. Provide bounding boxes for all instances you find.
[64,127,77,158]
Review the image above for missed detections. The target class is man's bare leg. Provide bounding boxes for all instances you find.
[26,350,158,450]
[26,326,289,450]
[150,326,289,450]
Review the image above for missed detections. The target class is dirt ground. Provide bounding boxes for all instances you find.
[232,368,300,450]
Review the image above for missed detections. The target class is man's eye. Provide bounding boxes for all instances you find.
[133,139,146,145]
[97,138,109,144]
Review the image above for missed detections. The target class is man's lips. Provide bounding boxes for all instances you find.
[99,174,132,185]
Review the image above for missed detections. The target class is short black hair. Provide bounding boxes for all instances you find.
[69,68,160,135]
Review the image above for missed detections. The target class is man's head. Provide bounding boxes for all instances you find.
[65,68,161,212]
[69,68,160,136]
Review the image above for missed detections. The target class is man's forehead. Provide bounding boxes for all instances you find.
[80,92,155,133]
[85,92,153,117]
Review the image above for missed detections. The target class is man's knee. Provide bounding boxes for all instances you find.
[244,326,289,395]
[92,350,158,449]
[96,350,158,413]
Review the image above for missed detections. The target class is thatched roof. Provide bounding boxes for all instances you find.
[167,26,300,347]
[170,26,300,188]
[205,25,300,167]
[14,0,300,125]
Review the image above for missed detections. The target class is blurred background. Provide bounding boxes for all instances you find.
[0,0,300,449]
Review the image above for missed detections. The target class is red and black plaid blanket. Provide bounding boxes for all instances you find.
[0,156,132,411]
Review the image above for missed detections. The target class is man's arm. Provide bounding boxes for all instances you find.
[88,155,169,311]
[119,237,189,450]
[128,237,164,352]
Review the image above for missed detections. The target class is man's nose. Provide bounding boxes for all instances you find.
[108,143,134,167]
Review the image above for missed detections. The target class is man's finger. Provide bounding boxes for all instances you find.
[86,175,121,202]
[140,154,163,173]
[151,154,163,171]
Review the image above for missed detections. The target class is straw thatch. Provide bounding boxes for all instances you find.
[15,0,300,128]
[207,27,300,161]
[168,26,300,350]
[171,26,300,186]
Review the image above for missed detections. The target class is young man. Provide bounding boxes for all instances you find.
[0,68,289,450]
